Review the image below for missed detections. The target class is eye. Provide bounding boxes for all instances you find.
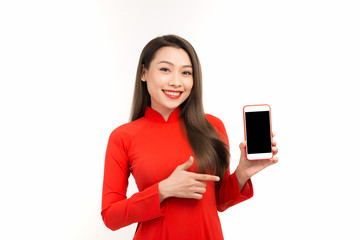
[183,71,192,75]
[160,68,170,72]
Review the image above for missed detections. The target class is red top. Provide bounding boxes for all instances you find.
[101,107,253,239]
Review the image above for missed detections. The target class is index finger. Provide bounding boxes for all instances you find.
[190,172,220,182]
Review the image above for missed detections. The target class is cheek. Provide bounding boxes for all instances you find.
[149,73,169,88]
[186,79,194,91]
[183,80,193,99]
[146,75,161,91]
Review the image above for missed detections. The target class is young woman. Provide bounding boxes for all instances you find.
[101,35,279,239]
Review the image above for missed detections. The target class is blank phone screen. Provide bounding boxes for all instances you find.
[245,111,272,154]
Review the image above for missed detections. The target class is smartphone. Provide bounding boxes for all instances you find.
[243,104,273,160]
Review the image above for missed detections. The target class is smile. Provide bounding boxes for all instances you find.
[163,90,183,99]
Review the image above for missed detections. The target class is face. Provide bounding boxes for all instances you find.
[141,46,194,120]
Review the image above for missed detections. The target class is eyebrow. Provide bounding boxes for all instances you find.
[157,60,192,68]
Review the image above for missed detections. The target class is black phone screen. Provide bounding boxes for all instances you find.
[245,111,272,154]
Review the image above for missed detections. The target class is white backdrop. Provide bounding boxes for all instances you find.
[1,0,359,239]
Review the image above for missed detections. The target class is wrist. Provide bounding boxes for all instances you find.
[235,167,250,190]
[158,180,170,203]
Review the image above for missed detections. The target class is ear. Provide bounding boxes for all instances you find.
[141,65,147,82]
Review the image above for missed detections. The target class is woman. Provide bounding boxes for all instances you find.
[101,35,279,239]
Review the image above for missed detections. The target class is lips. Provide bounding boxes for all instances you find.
[162,90,183,99]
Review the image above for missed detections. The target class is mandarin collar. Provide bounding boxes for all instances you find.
[144,107,181,123]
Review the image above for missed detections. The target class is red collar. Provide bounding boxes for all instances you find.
[144,107,181,123]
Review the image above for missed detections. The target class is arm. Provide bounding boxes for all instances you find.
[209,115,279,212]
[217,137,279,212]
[235,134,279,192]
[216,168,254,212]
[101,130,164,231]
[206,115,254,211]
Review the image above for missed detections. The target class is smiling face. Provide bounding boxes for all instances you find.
[141,46,194,120]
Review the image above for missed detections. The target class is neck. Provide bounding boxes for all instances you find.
[151,107,176,122]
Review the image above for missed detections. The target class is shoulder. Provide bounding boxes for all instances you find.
[205,113,226,132]
[205,113,228,142]
[109,117,148,143]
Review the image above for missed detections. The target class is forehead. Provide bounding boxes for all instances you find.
[152,46,191,65]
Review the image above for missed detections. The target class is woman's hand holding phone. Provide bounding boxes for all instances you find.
[235,132,279,191]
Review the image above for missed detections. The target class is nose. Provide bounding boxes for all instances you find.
[169,72,181,88]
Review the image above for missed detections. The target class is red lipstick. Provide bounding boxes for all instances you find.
[162,90,183,99]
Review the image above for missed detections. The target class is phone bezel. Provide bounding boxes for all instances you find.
[243,104,273,161]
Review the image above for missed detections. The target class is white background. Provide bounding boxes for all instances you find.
[1,0,359,239]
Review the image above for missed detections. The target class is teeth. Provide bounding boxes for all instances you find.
[164,90,181,96]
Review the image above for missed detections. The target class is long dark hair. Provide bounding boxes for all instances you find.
[130,35,229,179]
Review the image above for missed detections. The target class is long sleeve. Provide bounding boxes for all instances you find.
[216,170,253,212]
[101,108,254,239]
[101,130,164,231]
[206,114,254,212]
